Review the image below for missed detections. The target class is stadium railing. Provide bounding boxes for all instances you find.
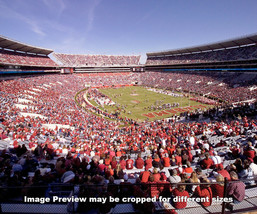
[0,178,257,214]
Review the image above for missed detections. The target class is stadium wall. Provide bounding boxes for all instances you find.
[145,60,257,72]
[74,66,132,73]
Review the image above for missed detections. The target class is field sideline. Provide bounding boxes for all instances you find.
[91,86,211,122]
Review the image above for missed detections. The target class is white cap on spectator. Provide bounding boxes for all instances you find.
[178,167,183,174]
[124,173,128,181]
[61,171,75,183]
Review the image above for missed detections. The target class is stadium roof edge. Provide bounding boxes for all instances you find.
[147,33,257,56]
[0,35,53,55]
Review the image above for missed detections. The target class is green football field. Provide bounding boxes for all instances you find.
[90,86,210,122]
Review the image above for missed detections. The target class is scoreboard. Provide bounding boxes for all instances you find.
[131,66,145,72]
[60,68,73,74]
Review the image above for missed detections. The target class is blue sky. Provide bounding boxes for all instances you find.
[0,0,257,63]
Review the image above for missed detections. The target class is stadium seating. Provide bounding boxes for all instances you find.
[2,32,257,213]
[0,72,257,214]
[53,53,141,67]
[138,71,257,103]
[0,49,58,67]
[146,45,257,65]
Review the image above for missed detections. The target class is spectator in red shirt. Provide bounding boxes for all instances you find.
[158,172,170,197]
[216,165,231,181]
[140,167,151,183]
[105,165,114,179]
[105,155,111,166]
[229,145,240,159]
[243,143,256,160]
[162,153,171,167]
[153,154,162,168]
[126,155,134,170]
[172,184,190,209]
[184,161,193,174]
[188,150,193,162]
[98,159,106,175]
[153,167,161,182]
[200,153,214,169]
[211,174,224,198]
[175,154,182,166]
[147,174,159,199]
[110,156,118,169]
[0,131,7,140]
[145,155,152,170]
[135,154,144,169]
[195,178,213,207]
[119,156,126,170]
[116,148,122,157]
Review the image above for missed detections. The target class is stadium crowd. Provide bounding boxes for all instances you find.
[146,45,257,65]
[53,54,140,67]
[78,72,139,87]
[138,71,257,103]
[0,49,57,67]
[0,72,257,213]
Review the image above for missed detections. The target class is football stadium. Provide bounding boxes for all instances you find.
[1,1,257,214]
